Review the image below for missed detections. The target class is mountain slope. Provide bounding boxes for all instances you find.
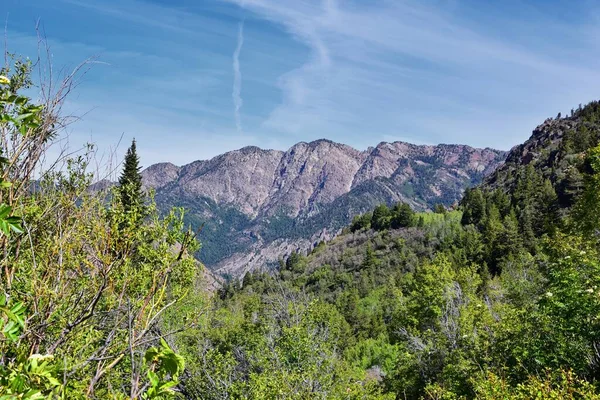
[484,102,600,207]
[183,101,600,399]
[142,139,505,275]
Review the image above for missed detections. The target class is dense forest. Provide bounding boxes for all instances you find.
[196,102,600,399]
[3,51,600,399]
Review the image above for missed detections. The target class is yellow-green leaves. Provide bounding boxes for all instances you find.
[0,294,26,342]
[0,353,63,399]
[0,75,9,85]
[143,339,185,399]
[144,338,185,378]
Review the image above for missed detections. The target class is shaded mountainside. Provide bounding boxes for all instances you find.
[484,102,600,208]
[142,139,505,275]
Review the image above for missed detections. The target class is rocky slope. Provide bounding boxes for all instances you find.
[142,139,505,276]
[484,102,600,209]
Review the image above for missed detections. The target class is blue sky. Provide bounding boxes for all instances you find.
[4,0,600,167]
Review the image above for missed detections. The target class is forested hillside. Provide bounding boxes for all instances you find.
[174,102,600,398]
[4,47,600,399]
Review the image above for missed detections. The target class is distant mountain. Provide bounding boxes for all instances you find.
[142,139,506,276]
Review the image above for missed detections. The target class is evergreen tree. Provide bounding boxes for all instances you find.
[490,189,511,218]
[391,202,415,228]
[350,212,372,232]
[573,145,600,236]
[495,211,522,269]
[362,244,379,270]
[482,204,503,272]
[461,188,486,226]
[518,203,537,253]
[118,139,144,215]
[538,179,560,234]
[371,204,391,231]
[433,204,447,214]
[558,165,585,207]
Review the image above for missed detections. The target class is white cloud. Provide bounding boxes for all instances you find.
[232,20,245,133]
[221,0,600,150]
[13,0,600,167]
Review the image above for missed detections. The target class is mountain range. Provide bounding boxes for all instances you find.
[140,139,505,276]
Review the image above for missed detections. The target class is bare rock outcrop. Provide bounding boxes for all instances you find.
[141,139,506,275]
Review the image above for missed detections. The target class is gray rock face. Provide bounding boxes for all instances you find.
[263,140,366,217]
[141,139,506,275]
[172,147,284,216]
[142,162,180,190]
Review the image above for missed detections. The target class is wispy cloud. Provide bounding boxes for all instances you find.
[232,20,245,133]
[10,0,600,166]
[221,0,600,149]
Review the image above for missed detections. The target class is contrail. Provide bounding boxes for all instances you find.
[233,20,245,133]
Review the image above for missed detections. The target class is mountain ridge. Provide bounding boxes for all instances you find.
[141,138,506,275]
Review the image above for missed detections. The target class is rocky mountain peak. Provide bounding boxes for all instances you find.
[263,139,367,217]
[142,138,506,274]
[141,162,180,190]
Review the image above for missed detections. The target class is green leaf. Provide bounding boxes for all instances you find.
[144,347,159,364]
[0,204,12,219]
[0,220,8,236]
[6,216,23,234]
[15,96,28,106]
[14,112,33,122]
[147,370,159,387]
[45,376,61,387]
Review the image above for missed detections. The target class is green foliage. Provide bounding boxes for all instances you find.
[5,50,600,399]
[0,73,30,239]
[0,354,63,399]
[0,60,200,398]
[470,370,600,400]
[0,294,25,343]
[143,339,186,399]
[351,211,372,232]
[195,102,600,399]
[351,202,418,233]
[391,202,415,229]
[572,144,600,235]
[460,188,486,226]
[433,204,447,214]
[372,204,392,231]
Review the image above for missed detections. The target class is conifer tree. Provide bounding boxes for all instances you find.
[391,202,415,228]
[573,144,600,236]
[461,188,486,226]
[371,204,391,231]
[433,204,447,215]
[362,244,379,270]
[118,139,144,215]
[495,211,522,269]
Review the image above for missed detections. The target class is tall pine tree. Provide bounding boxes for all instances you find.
[118,139,143,216]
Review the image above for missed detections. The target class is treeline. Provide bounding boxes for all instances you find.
[201,101,600,398]
[349,201,447,232]
[460,164,559,274]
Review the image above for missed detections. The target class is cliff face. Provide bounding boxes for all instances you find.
[142,139,506,275]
